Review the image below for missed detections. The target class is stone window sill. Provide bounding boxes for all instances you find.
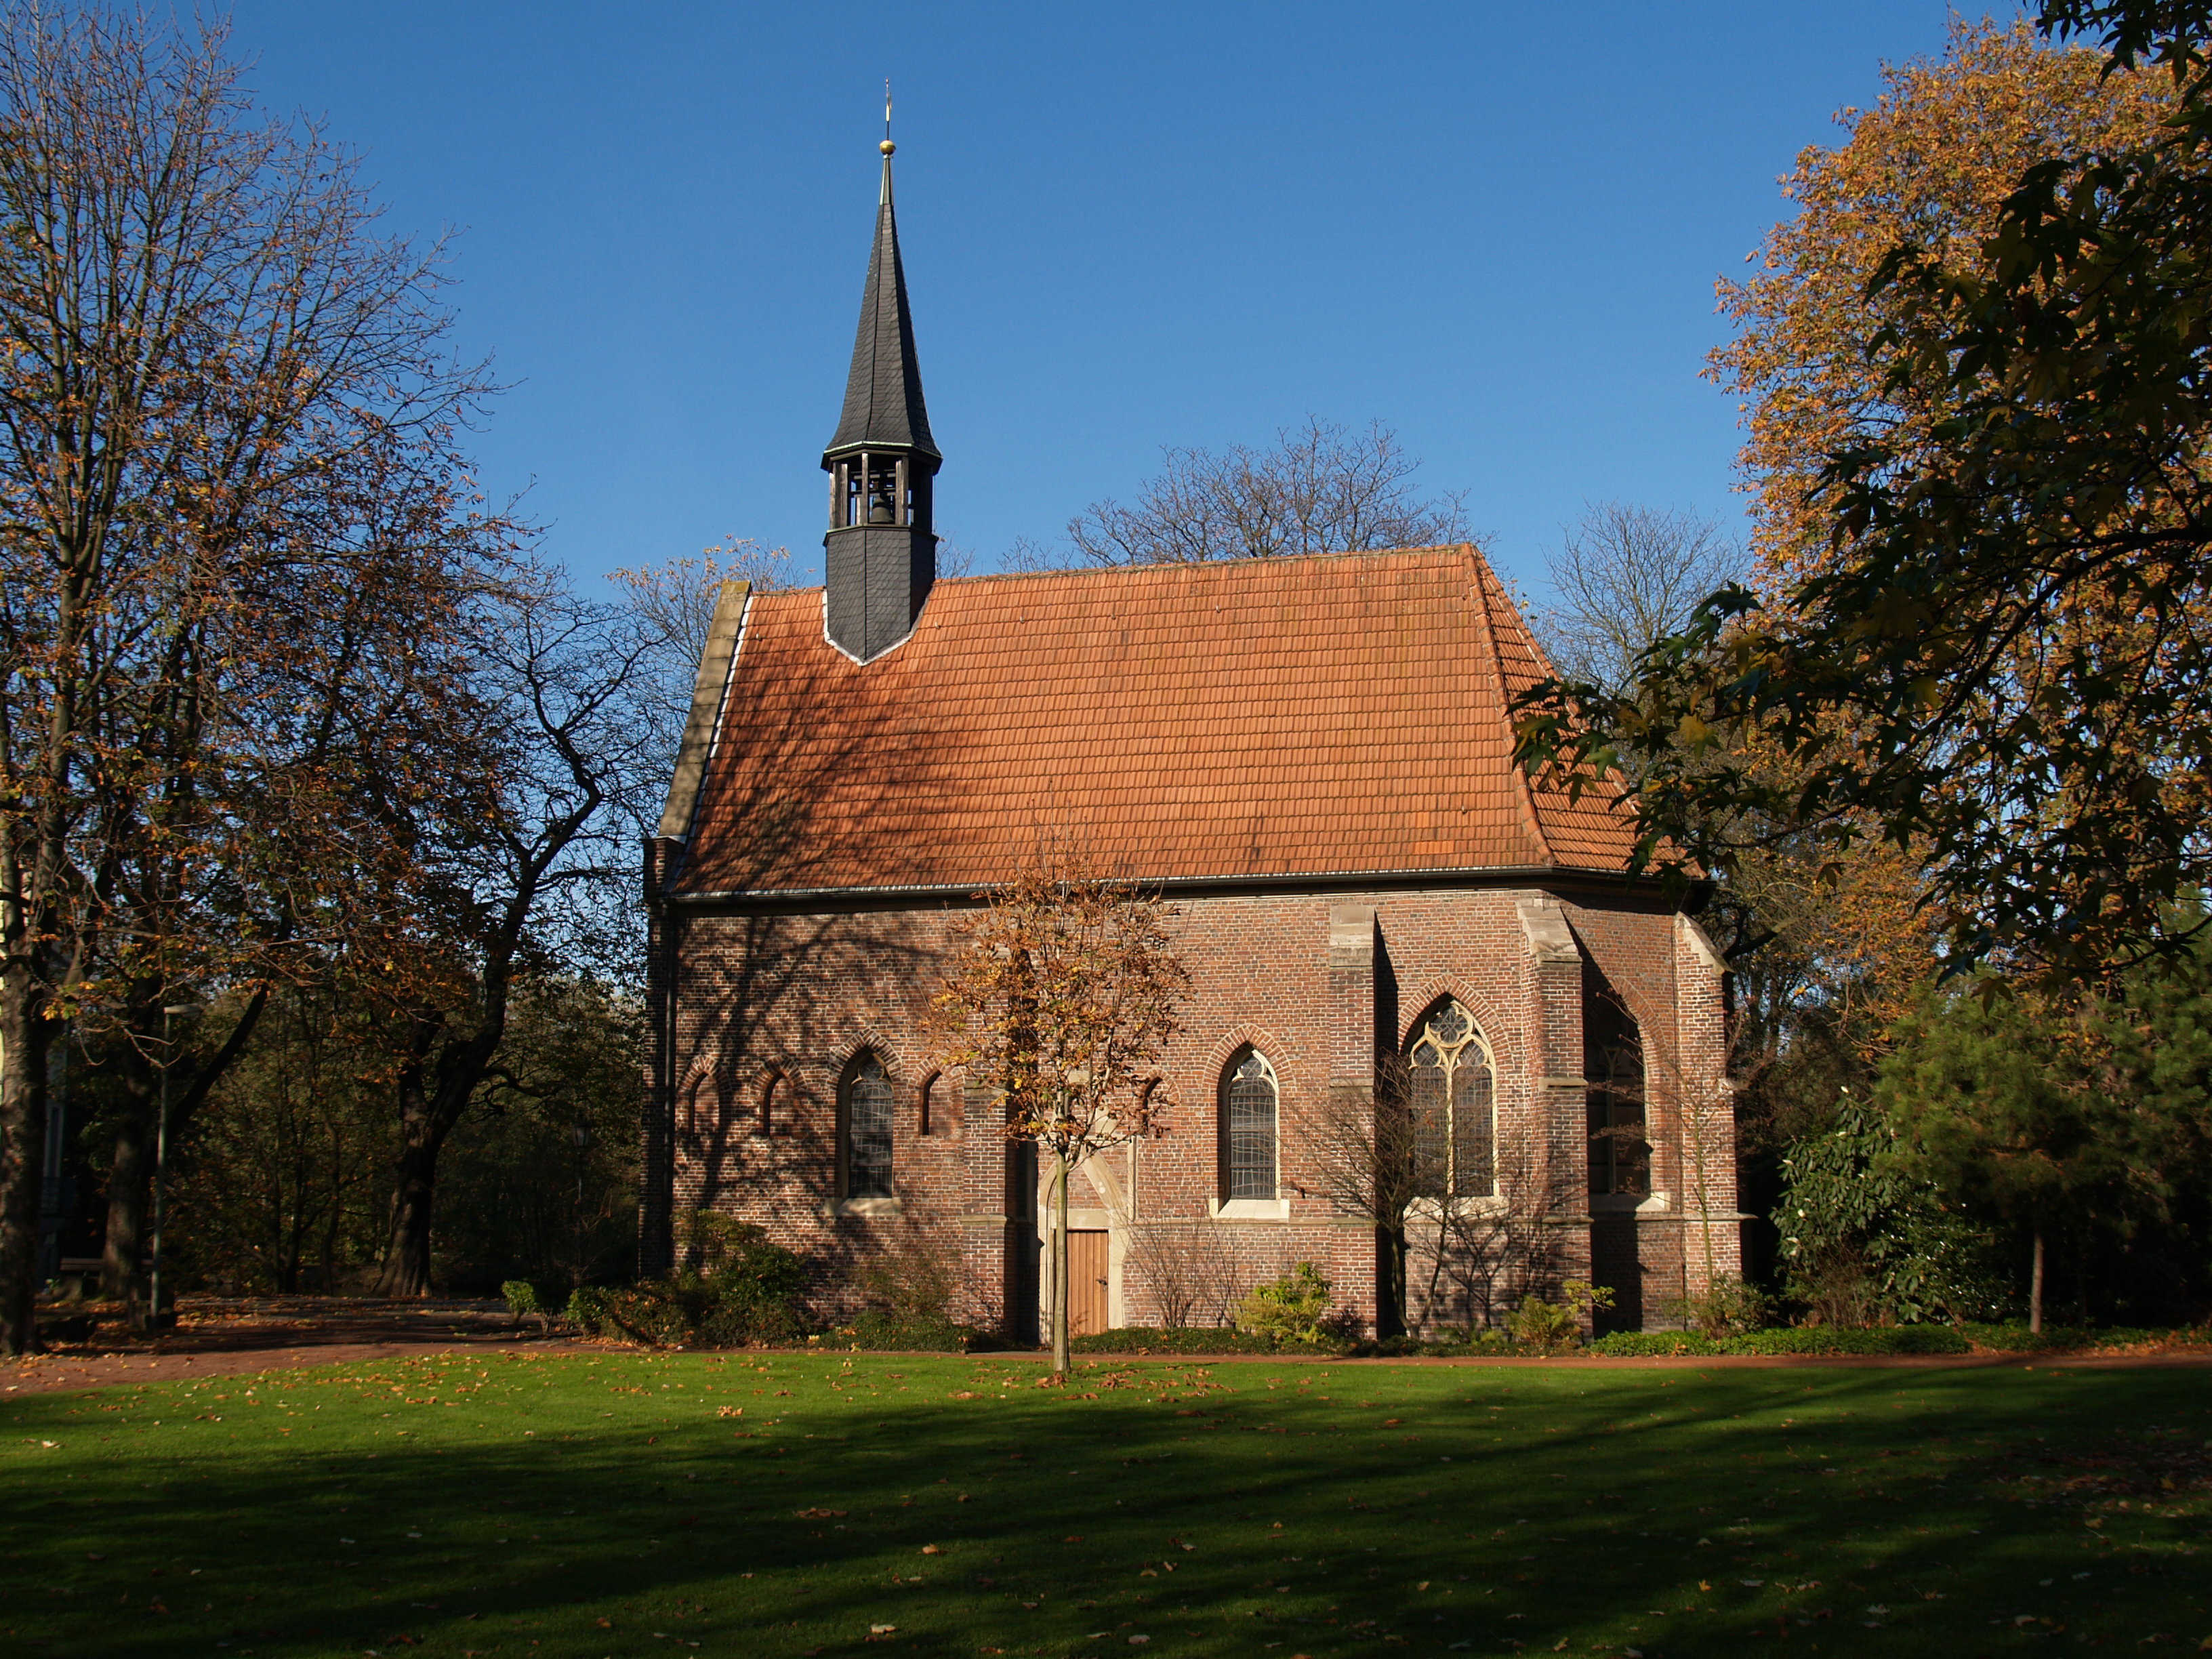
[1406,1195,1507,1223]
[826,1196,903,1218]
[1208,1197,1292,1222]
[1590,1190,1669,1215]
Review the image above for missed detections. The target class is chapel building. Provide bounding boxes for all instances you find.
[640,138,1742,1339]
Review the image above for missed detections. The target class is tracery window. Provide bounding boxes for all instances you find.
[1221,1048,1279,1202]
[1407,999,1494,1199]
[1586,1011,1647,1196]
[842,1050,895,1199]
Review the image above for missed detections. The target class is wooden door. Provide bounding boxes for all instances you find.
[1068,1230,1110,1337]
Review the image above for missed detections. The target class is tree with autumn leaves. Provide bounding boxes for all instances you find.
[0,8,526,1351]
[1517,11,2207,983]
[1515,9,2212,1324]
[0,12,683,1348]
[935,855,1189,1374]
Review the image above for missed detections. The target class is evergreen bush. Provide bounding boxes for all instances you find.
[1503,1279,1614,1352]
[1236,1262,1334,1345]
[565,1214,806,1347]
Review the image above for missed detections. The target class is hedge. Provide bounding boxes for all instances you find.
[1586,1326,1971,1357]
[1956,1322,2210,1353]
[1069,1326,1285,1355]
[836,1311,999,1352]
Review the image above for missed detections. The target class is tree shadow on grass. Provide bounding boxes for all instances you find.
[2,1359,2206,1656]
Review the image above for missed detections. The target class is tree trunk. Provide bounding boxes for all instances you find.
[375,1011,481,1298]
[0,963,52,1355]
[380,1123,444,1297]
[1050,1148,1070,1374]
[1374,1223,1408,1339]
[102,988,268,1298]
[101,1109,154,1300]
[2028,1225,2045,1336]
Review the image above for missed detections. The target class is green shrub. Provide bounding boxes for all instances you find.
[1586,1331,1723,1357]
[1727,1325,1969,1356]
[1237,1262,1334,1346]
[842,1310,990,1352]
[1347,1331,1519,1358]
[1505,1279,1615,1352]
[1587,1325,1970,1357]
[500,1279,541,1318]
[1774,1099,2009,1326]
[1958,1322,2209,1353]
[1664,1273,1769,1340]
[566,1215,808,1347]
[1070,1325,1284,1355]
[565,1284,695,1346]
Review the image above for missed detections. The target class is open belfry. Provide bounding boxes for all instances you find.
[640,134,1740,1340]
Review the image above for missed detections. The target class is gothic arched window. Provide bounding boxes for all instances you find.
[1221,1048,1279,1202]
[1407,999,1494,1199]
[1586,1000,1647,1196]
[842,1051,895,1199]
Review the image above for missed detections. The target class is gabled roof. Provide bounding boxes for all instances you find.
[669,545,1643,898]
[823,151,937,463]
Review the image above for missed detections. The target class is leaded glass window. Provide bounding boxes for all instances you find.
[1407,999,1494,1199]
[1586,1020,1647,1196]
[1223,1049,1278,1201]
[844,1051,895,1199]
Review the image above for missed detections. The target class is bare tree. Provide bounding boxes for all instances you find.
[611,539,790,677]
[0,9,499,1352]
[1408,1135,1582,1336]
[1054,417,1468,568]
[609,539,792,755]
[1294,1057,1426,1334]
[1300,1052,1591,1338]
[1530,503,1742,697]
[1126,1211,1240,1330]
[366,578,668,1295]
[935,852,1188,1374]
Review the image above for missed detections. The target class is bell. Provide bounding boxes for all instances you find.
[867,493,896,525]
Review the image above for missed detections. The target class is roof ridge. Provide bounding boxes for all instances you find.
[1463,547,1559,870]
[955,542,1496,591]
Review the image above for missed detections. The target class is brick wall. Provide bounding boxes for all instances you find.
[644,880,1733,1337]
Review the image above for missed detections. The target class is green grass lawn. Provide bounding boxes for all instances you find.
[3,1351,2207,1657]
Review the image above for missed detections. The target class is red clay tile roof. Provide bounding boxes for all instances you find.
[672,544,1642,895]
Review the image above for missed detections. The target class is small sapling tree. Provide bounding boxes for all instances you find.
[936,854,1188,1374]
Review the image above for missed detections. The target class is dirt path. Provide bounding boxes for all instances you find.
[7,1296,2207,1397]
[3,1296,589,1396]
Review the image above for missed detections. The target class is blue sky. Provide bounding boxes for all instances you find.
[228,1,1980,597]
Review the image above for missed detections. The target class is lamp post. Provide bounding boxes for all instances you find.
[147,1003,198,1330]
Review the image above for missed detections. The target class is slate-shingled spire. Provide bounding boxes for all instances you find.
[821,125,940,663]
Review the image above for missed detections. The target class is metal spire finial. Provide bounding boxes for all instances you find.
[880,81,894,156]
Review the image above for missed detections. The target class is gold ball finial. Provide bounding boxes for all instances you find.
[880,138,895,155]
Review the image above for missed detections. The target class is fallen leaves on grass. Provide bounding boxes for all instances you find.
[795,1508,847,1519]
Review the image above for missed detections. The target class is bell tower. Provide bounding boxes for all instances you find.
[822,121,940,663]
